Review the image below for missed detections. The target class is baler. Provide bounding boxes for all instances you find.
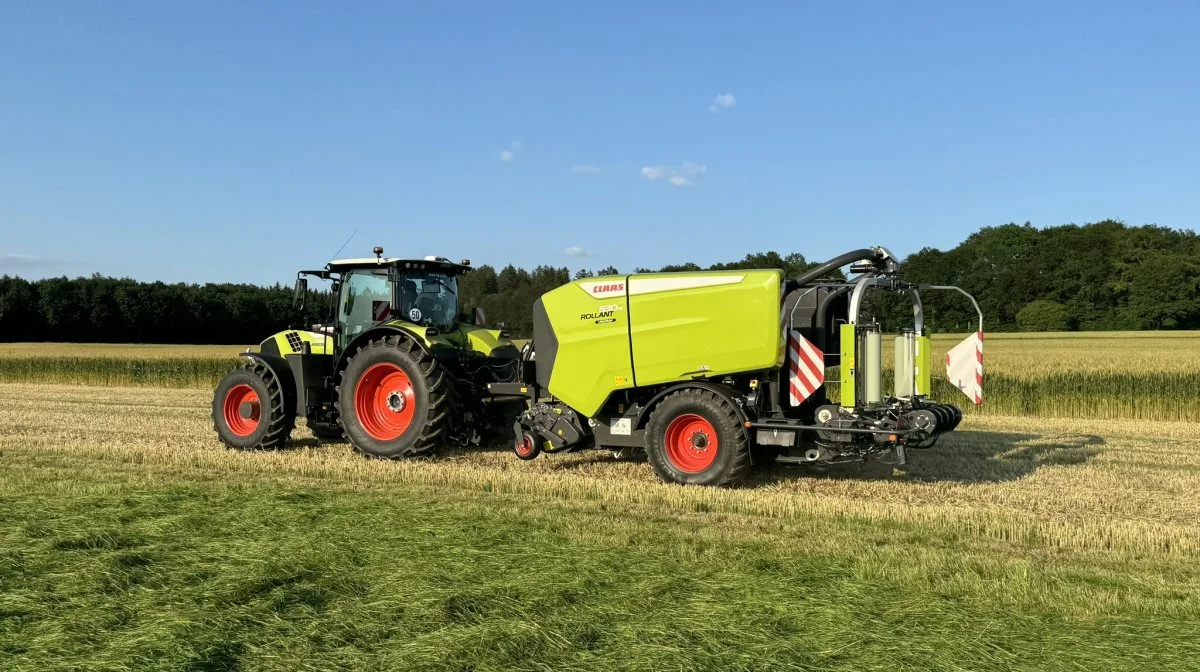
[489,246,985,486]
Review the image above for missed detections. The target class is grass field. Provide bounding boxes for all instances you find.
[2,383,1199,670]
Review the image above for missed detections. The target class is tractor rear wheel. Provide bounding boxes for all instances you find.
[336,334,450,459]
[644,388,750,487]
[212,361,295,450]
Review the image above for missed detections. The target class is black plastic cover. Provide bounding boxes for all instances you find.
[531,297,558,390]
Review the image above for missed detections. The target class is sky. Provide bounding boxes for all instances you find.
[1,1,1198,284]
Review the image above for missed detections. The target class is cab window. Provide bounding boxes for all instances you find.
[340,270,392,339]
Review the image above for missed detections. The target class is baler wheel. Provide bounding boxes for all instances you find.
[645,388,750,487]
[514,433,541,460]
[336,334,449,459]
[211,361,295,450]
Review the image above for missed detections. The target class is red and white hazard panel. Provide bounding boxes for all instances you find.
[787,330,825,406]
[946,331,984,405]
[371,301,391,321]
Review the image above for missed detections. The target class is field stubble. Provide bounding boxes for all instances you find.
[3,383,1199,670]
[2,384,1197,559]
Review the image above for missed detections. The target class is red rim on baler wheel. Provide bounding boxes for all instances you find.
[516,435,536,457]
[664,413,719,473]
[354,363,416,441]
[223,384,261,437]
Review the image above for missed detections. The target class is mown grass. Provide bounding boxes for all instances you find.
[1,383,1198,670]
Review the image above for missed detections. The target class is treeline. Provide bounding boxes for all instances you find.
[896,220,1200,331]
[0,277,331,344]
[1,220,1196,343]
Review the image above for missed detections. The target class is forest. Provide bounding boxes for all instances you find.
[1,220,1197,343]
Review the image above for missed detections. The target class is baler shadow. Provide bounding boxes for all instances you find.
[752,430,1105,485]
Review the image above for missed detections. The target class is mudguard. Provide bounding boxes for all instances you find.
[238,351,298,417]
[634,380,752,431]
[335,324,430,374]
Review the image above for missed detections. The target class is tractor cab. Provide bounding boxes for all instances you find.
[294,248,484,356]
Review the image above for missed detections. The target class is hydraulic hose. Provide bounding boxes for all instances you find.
[783,248,883,294]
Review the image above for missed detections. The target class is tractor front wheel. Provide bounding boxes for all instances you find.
[211,361,295,450]
[644,388,750,487]
[336,334,450,459]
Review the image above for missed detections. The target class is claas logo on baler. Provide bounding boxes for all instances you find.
[590,283,624,295]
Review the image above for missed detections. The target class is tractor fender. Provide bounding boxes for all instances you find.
[238,351,298,416]
[334,325,430,375]
[634,381,752,434]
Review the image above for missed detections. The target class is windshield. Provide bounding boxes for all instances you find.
[339,269,459,339]
[398,271,458,329]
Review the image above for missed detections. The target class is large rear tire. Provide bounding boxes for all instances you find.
[644,388,750,487]
[336,334,450,458]
[212,361,295,450]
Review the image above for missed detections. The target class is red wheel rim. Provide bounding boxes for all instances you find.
[223,384,260,437]
[664,413,719,473]
[516,435,535,457]
[354,363,416,441]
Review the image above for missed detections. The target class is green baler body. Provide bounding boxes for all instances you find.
[534,270,784,416]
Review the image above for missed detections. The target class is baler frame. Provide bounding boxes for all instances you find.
[488,246,987,486]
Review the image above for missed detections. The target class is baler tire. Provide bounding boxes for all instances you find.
[336,334,449,459]
[514,432,541,460]
[644,388,750,487]
[212,361,295,451]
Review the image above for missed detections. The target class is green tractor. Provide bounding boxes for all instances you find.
[212,247,521,458]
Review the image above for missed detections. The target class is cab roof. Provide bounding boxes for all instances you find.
[323,255,472,275]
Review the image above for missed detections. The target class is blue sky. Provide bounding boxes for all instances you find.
[2,1,1198,284]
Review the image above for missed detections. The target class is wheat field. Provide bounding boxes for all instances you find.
[3,332,1198,421]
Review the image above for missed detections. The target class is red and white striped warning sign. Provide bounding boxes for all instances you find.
[787,330,825,406]
[371,300,391,321]
[946,331,984,405]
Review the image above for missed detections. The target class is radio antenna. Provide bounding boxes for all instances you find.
[328,229,358,263]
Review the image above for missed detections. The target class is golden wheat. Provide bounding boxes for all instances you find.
[0,342,251,359]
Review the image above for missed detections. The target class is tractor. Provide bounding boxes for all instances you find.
[488,246,986,487]
[211,247,521,458]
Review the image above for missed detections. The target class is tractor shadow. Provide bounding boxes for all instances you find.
[751,430,1106,486]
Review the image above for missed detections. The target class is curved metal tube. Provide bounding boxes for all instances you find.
[906,288,925,334]
[815,285,853,352]
[847,275,890,325]
[927,285,984,332]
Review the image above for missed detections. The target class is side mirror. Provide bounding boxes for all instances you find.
[293,277,308,310]
[473,306,487,326]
